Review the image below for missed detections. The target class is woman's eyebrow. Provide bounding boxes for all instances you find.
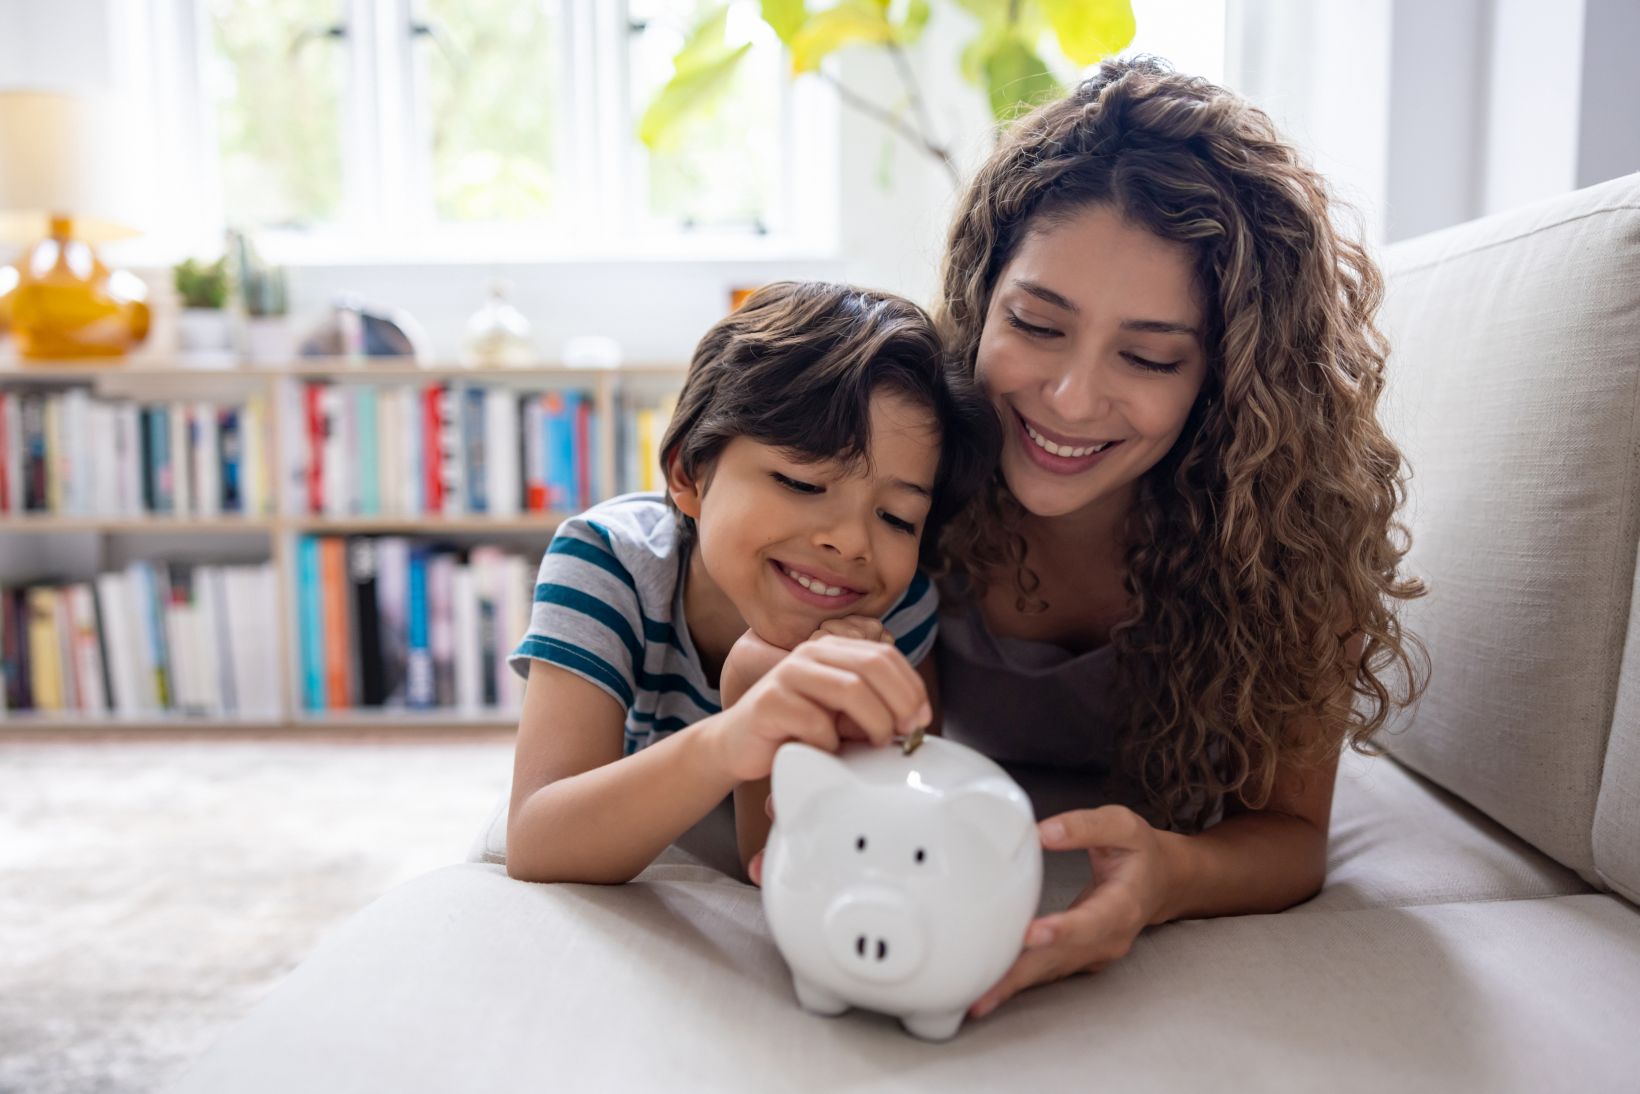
[1013,278,1198,336]
[1013,278,1079,313]
[1121,317,1200,337]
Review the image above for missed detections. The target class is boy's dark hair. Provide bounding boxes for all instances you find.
[660,280,998,566]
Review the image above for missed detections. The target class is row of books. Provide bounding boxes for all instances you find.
[0,562,281,718]
[286,382,599,517]
[295,535,532,714]
[0,379,680,520]
[0,389,275,518]
[612,392,678,496]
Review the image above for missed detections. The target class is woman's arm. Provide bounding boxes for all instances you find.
[1150,736,1335,923]
[507,661,738,885]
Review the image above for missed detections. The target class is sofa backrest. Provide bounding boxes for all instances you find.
[1378,173,1640,898]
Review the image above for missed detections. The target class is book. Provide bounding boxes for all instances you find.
[406,544,433,708]
[356,386,380,515]
[297,535,325,711]
[25,586,65,711]
[319,536,352,708]
[375,536,409,706]
[348,538,385,706]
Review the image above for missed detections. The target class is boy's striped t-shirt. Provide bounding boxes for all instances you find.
[509,492,940,756]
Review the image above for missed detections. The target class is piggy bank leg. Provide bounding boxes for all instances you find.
[901,1009,965,1042]
[791,976,849,1017]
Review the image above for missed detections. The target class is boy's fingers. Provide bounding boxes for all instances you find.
[776,657,899,744]
[803,638,927,733]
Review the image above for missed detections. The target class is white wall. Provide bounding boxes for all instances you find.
[1229,0,1636,245]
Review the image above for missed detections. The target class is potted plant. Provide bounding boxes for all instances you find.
[173,256,232,357]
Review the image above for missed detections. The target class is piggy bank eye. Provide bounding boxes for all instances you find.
[855,836,867,852]
[914,848,927,865]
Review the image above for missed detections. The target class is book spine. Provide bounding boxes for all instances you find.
[319,537,351,708]
[406,544,433,708]
[305,382,325,515]
[218,407,242,514]
[349,538,384,706]
[297,535,325,711]
[26,587,65,711]
[464,385,487,514]
[423,385,444,515]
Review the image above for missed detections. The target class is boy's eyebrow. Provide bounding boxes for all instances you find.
[1013,278,1200,337]
[887,478,933,500]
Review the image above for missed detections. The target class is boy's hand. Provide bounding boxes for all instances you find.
[719,628,791,707]
[810,615,894,645]
[702,634,931,784]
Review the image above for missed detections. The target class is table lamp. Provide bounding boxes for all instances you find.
[0,90,150,360]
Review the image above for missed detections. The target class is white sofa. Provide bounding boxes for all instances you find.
[174,175,1640,1092]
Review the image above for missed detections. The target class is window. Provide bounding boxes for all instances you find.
[176,0,819,259]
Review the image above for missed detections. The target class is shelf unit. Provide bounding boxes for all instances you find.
[0,356,687,732]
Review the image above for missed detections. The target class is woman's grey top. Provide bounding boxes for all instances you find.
[935,599,1119,775]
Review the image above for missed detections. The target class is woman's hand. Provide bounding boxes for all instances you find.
[969,805,1179,1019]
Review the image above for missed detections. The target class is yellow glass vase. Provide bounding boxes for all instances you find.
[0,216,150,360]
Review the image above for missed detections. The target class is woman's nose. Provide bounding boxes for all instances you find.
[1042,361,1113,424]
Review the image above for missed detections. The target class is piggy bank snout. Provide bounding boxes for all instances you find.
[821,889,927,985]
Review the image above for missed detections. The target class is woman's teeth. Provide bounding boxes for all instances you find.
[782,565,848,597]
[1024,421,1115,458]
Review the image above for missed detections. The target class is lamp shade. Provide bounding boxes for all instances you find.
[0,90,142,242]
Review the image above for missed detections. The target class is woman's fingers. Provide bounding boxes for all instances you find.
[1038,805,1147,852]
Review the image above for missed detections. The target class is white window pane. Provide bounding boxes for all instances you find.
[206,0,347,229]
[628,0,784,233]
[420,0,559,223]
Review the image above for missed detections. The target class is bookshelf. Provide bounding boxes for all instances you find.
[0,356,686,732]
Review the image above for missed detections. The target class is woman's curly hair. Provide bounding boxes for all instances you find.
[934,57,1430,830]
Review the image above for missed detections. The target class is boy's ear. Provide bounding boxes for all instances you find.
[665,449,703,519]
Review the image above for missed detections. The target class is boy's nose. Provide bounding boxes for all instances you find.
[817,518,870,563]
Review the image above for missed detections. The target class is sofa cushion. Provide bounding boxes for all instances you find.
[1301,750,1589,913]
[1598,554,1640,903]
[1377,173,1640,881]
[473,749,1593,915]
[173,863,1640,1093]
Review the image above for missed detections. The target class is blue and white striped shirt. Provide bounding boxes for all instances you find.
[509,492,939,755]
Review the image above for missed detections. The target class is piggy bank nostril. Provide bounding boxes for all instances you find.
[877,940,888,961]
[855,936,866,958]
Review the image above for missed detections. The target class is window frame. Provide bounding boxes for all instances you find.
[119,0,839,267]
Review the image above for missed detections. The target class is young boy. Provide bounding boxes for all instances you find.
[505,281,995,884]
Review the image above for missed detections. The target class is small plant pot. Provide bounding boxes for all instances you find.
[177,307,233,357]
[244,316,296,364]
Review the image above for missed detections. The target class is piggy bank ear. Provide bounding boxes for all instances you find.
[771,743,852,819]
[946,779,1036,859]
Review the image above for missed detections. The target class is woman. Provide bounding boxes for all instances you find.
[929,57,1429,1018]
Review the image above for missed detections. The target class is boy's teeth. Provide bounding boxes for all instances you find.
[783,566,845,597]
[1024,421,1113,458]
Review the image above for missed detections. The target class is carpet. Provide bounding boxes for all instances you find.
[0,732,515,1094]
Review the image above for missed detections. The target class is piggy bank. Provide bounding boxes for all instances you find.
[761,736,1043,1041]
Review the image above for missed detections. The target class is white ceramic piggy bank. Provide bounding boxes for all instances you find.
[761,736,1043,1041]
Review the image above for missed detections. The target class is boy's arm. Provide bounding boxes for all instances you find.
[507,660,738,885]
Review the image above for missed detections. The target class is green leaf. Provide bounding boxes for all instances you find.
[895,0,932,45]
[760,0,807,45]
[951,0,1006,20]
[789,0,895,73]
[674,5,735,74]
[1039,0,1136,66]
[639,42,754,151]
[982,34,1060,120]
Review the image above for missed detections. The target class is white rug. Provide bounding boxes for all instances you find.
[0,733,515,1094]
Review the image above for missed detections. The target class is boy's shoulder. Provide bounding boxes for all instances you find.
[550,492,680,591]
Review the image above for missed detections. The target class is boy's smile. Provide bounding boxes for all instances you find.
[669,390,941,669]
